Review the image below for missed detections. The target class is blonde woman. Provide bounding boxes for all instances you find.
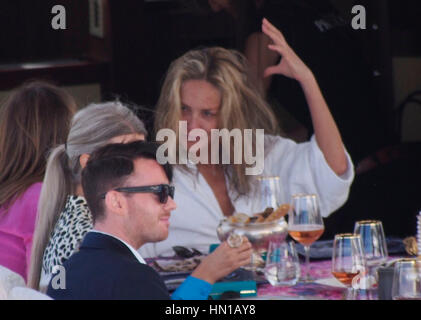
[139,19,354,258]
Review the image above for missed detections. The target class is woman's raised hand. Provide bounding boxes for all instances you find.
[262,18,314,82]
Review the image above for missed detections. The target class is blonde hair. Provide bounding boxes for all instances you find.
[155,47,280,196]
[28,101,147,289]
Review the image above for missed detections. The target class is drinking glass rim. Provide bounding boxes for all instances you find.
[394,258,421,267]
[335,233,361,239]
[355,220,382,226]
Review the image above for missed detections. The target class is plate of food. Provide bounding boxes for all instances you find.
[227,204,291,226]
[150,256,204,291]
[153,256,205,274]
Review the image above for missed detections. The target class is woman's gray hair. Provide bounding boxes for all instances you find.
[28,101,147,289]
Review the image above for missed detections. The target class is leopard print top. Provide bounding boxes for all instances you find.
[42,195,93,275]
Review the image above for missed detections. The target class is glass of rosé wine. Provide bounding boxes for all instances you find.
[288,194,324,282]
[332,233,367,300]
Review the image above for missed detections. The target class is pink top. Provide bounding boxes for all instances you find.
[0,182,42,282]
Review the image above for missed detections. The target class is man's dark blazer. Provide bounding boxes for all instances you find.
[47,232,170,300]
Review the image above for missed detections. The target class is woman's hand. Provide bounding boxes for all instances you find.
[262,18,314,83]
[191,237,253,284]
[262,18,348,175]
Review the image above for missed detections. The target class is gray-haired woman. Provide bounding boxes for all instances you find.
[28,101,148,290]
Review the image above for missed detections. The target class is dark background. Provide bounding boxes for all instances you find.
[0,0,420,239]
[0,0,420,120]
[2,0,420,114]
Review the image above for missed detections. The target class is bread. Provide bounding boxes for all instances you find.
[264,204,291,222]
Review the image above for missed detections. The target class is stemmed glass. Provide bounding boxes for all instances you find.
[354,220,388,287]
[391,258,421,300]
[255,176,283,271]
[331,233,367,300]
[258,176,281,210]
[288,194,324,282]
[354,220,388,266]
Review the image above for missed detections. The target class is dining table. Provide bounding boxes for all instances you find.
[148,238,410,301]
[255,259,373,300]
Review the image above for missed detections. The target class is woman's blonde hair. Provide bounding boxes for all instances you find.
[155,47,280,196]
[28,101,147,289]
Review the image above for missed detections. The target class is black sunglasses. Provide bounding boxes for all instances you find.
[100,184,175,204]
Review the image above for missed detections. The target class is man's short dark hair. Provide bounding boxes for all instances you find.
[81,141,173,222]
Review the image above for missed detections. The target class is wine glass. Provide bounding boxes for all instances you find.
[354,220,388,287]
[257,176,281,210]
[288,194,324,282]
[256,176,285,265]
[391,258,421,300]
[331,233,367,300]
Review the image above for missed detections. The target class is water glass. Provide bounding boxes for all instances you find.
[264,241,300,286]
[354,220,388,267]
[391,258,421,300]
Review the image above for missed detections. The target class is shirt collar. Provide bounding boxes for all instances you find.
[89,230,146,264]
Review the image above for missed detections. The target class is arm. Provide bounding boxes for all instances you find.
[190,239,252,284]
[299,75,348,175]
[262,18,348,175]
[171,239,252,300]
[171,276,212,300]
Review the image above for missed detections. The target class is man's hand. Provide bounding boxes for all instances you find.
[191,237,253,284]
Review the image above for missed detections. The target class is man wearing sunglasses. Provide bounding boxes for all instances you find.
[47,141,252,300]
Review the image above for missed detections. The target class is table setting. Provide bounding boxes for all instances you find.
[147,176,419,300]
[147,237,411,300]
